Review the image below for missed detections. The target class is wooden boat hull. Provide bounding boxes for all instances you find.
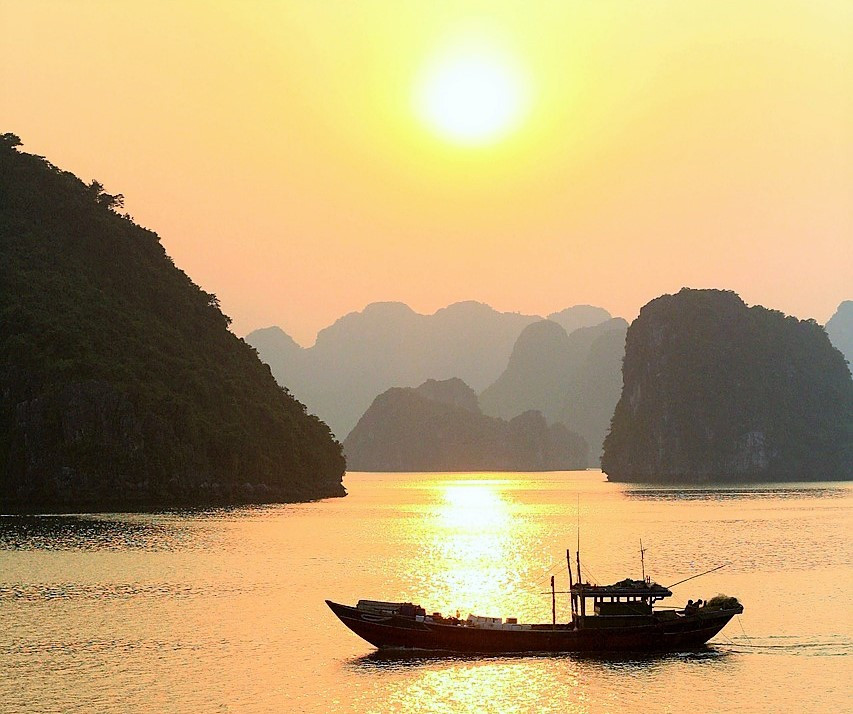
[326,600,743,654]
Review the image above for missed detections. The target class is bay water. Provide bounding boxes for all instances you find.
[1,471,850,712]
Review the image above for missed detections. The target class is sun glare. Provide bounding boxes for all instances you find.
[415,46,528,146]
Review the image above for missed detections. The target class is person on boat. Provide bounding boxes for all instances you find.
[685,599,697,614]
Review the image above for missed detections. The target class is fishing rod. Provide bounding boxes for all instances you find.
[544,563,731,596]
[666,563,730,589]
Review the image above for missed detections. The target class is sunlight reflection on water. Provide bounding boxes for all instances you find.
[344,648,740,714]
[0,471,850,713]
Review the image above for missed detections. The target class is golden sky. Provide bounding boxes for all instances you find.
[2,1,851,344]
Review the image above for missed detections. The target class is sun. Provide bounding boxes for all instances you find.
[415,46,528,146]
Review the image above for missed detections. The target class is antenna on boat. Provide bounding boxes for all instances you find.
[576,494,582,585]
[640,538,646,582]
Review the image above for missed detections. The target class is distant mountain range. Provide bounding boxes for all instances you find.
[480,318,628,464]
[826,301,853,371]
[344,379,588,471]
[247,302,615,439]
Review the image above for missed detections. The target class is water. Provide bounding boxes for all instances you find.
[1,471,850,713]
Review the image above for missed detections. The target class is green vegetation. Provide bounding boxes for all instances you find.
[602,288,853,482]
[0,134,345,510]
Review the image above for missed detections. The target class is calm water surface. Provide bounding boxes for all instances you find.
[1,471,850,713]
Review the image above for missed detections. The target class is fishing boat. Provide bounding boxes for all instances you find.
[326,550,743,654]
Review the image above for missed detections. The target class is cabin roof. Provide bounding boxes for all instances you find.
[571,579,672,597]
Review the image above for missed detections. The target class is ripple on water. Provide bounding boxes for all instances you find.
[0,473,849,713]
[623,484,850,502]
[0,581,247,603]
[0,514,208,551]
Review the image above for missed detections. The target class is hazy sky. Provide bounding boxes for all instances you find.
[2,1,851,345]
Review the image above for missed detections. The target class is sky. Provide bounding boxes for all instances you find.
[2,0,851,346]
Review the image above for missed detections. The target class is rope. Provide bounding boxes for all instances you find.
[737,614,753,647]
[526,559,567,592]
[711,619,840,651]
[580,564,600,585]
[716,630,737,647]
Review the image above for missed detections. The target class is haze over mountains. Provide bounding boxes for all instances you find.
[480,318,628,463]
[250,295,852,473]
[247,302,616,440]
[826,301,853,369]
[344,378,588,472]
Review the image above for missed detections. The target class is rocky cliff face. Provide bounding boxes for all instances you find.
[0,135,345,510]
[602,289,853,482]
[343,379,588,472]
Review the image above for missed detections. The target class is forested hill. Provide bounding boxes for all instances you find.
[602,288,853,483]
[0,134,345,511]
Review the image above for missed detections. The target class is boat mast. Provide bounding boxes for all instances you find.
[576,499,585,624]
[550,575,556,626]
[566,548,576,618]
[640,538,646,582]
[576,548,585,622]
[576,548,582,586]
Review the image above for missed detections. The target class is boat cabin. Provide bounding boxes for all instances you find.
[569,578,672,627]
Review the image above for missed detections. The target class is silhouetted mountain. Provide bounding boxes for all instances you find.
[247,303,536,437]
[479,318,627,465]
[248,303,613,439]
[247,326,306,368]
[415,378,481,413]
[826,301,853,370]
[547,305,612,335]
[344,379,588,471]
[0,134,345,511]
[480,320,573,422]
[558,319,628,463]
[602,288,853,483]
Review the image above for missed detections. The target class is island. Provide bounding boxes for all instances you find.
[344,378,588,471]
[0,134,345,511]
[602,288,853,482]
